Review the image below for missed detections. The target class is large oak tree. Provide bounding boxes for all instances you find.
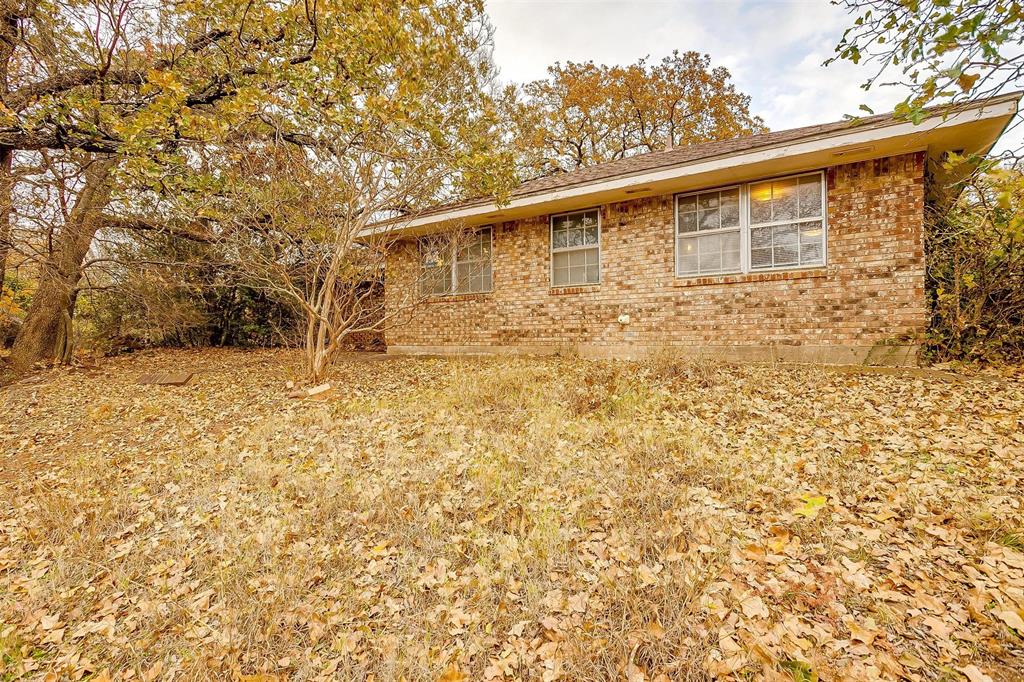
[510,51,767,176]
[1,0,514,374]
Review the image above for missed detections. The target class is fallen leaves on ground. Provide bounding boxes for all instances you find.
[1,349,1023,680]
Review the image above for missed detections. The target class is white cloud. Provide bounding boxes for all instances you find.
[486,0,1019,152]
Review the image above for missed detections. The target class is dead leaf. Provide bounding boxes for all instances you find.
[958,664,994,682]
[741,595,769,619]
[996,609,1024,633]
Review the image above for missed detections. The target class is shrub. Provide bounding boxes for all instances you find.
[925,167,1024,363]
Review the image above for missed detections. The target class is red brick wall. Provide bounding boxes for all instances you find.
[384,152,927,364]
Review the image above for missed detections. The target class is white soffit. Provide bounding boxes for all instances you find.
[370,97,1018,236]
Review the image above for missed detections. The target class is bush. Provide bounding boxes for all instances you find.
[0,274,32,348]
[926,167,1024,363]
[79,279,303,353]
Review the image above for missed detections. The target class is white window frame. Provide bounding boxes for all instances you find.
[550,207,601,287]
[674,170,827,278]
[419,227,493,296]
[674,184,744,277]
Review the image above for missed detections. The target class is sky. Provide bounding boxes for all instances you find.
[486,0,1021,154]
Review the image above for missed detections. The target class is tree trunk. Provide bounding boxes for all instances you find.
[0,146,12,298]
[0,3,21,300]
[10,155,116,372]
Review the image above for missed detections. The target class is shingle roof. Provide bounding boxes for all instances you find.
[412,92,1021,221]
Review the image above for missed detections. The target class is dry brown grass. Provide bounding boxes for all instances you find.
[1,349,1023,681]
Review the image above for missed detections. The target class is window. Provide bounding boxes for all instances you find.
[420,227,492,295]
[551,208,600,286]
[676,187,741,276]
[421,242,452,296]
[675,172,825,277]
[748,175,824,270]
[455,229,493,293]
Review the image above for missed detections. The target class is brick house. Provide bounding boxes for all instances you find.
[378,94,1019,364]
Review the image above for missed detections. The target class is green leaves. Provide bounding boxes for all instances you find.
[794,494,827,519]
[781,659,819,682]
[831,0,1023,119]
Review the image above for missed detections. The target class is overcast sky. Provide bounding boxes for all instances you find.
[486,0,1021,153]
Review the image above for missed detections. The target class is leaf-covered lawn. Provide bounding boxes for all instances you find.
[2,349,1024,681]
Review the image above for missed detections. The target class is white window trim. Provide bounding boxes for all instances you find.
[674,184,744,277]
[550,207,602,287]
[420,227,494,296]
[674,170,828,278]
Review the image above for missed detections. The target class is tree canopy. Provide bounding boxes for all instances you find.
[509,51,766,176]
[0,0,517,375]
[829,0,1024,130]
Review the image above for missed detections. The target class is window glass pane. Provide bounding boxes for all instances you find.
[772,178,798,221]
[553,247,600,285]
[459,240,480,261]
[451,229,493,293]
[456,261,491,293]
[800,221,824,264]
[456,262,473,290]
[720,196,740,228]
[799,221,823,243]
[678,228,741,276]
[698,207,720,230]
[698,233,722,272]
[798,176,822,218]
[774,223,798,246]
[698,192,719,210]
[722,230,740,271]
[421,241,451,295]
[678,236,698,275]
[678,209,698,234]
[750,182,772,224]
[773,223,799,265]
[581,210,598,227]
[751,226,771,250]
[678,196,697,213]
[422,244,442,268]
[584,226,599,245]
[581,247,599,283]
[553,228,567,249]
[801,240,823,265]
[723,246,740,272]
[774,244,799,266]
[422,266,451,294]
[751,248,772,269]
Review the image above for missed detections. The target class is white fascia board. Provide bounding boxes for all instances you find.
[366,98,1017,236]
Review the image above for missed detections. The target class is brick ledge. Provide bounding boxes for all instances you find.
[549,285,601,296]
[672,268,828,288]
[424,292,491,304]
